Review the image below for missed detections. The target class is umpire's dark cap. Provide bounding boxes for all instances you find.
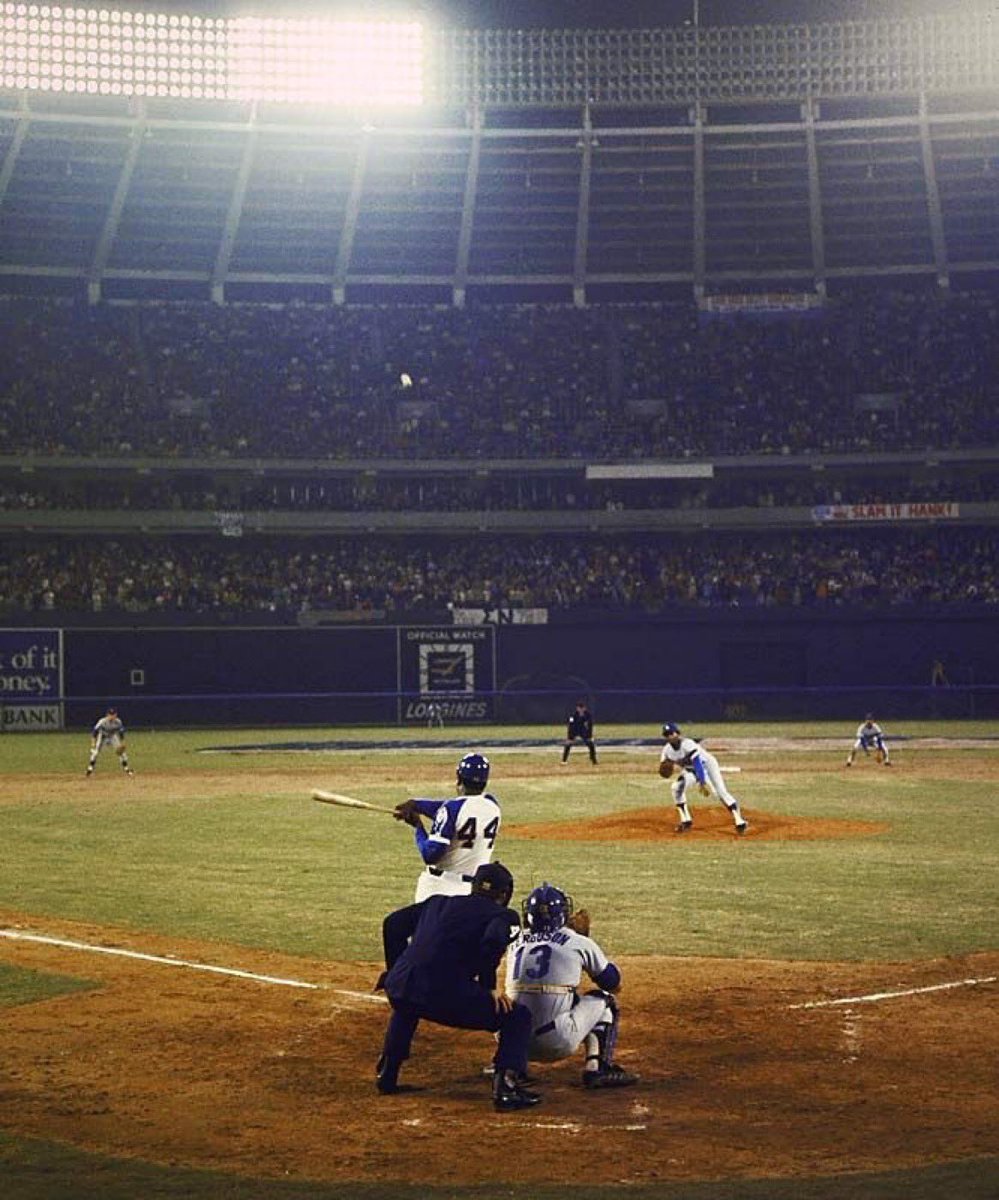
[471,861,514,901]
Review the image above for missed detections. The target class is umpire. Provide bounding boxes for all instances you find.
[561,699,598,765]
[375,861,540,1112]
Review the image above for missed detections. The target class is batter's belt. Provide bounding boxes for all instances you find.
[426,866,475,882]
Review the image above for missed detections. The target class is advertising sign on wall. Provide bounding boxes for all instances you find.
[0,628,64,730]
[399,627,495,723]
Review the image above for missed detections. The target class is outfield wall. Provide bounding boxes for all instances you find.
[3,607,991,728]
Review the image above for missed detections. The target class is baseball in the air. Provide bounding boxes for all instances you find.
[400,372,413,388]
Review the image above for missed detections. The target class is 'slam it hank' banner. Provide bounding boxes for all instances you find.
[812,502,960,523]
[0,628,64,730]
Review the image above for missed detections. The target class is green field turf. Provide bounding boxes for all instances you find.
[2,721,997,1200]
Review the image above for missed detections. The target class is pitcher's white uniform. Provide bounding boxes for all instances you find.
[505,926,618,1061]
[659,723,747,833]
[410,792,502,902]
[659,736,739,804]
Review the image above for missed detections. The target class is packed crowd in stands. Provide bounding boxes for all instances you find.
[1,288,996,461]
[3,530,996,616]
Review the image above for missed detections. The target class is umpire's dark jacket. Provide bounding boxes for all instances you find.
[383,893,520,1003]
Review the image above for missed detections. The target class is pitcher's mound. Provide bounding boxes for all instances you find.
[506,805,888,842]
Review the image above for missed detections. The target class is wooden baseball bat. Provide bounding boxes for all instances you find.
[310,789,396,814]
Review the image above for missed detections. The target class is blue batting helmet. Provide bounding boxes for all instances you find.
[456,752,490,789]
[662,722,681,737]
[523,883,574,933]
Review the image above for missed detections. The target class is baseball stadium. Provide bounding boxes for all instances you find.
[0,0,997,1197]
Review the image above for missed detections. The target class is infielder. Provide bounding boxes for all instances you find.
[85,707,134,777]
[846,714,892,767]
[659,722,747,834]
[393,753,500,902]
[505,882,638,1089]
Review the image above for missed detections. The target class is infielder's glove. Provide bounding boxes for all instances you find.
[393,799,422,827]
[658,761,674,779]
[566,908,591,937]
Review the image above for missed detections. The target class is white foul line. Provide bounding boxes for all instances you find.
[789,975,996,1010]
[0,928,387,1003]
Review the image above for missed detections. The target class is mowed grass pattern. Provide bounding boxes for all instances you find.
[1,722,996,962]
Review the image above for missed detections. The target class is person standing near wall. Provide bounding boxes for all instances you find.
[85,707,134,777]
[561,699,598,765]
[845,714,892,767]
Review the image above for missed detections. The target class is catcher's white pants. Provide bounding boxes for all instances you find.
[527,994,613,1062]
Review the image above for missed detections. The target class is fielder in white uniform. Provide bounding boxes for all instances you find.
[846,714,892,766]
[659,722,747,834]
[393,753,501,902]
[505,882,638,1088]
[86,707,134,776]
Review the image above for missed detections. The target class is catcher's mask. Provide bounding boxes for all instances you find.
[523,883,574,933]
[456,752,490,790]
[471,861,514,905]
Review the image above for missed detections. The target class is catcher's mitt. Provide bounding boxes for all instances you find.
[566,908,591,937]
[393,799,422,827]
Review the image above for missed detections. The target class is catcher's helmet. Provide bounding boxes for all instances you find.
[456,752,490,789]
[662,722,681,737]
[523,882,574,933]
[471,860,514,904]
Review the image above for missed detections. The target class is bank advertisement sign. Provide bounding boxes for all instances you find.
[400,627,495,724]
[0,629,64,730]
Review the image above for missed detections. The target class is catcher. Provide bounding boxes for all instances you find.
[503,882,638,1089]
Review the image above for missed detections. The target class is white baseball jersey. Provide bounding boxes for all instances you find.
[505,926,616,1059]
[413,792,501,902]
[659,735,705,777]
[92,714,125,747]
[854,721,886,748]
[661,736,738,805]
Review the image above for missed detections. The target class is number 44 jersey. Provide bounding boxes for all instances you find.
[425,792,501,879]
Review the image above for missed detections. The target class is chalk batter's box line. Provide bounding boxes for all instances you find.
[3,928,993,1014]
[0,928,387,1005]
[788,975,997,1010]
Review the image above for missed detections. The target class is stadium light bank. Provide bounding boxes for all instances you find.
[0,3,427,107]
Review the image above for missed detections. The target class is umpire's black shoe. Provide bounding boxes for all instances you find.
[493,1069,541,1111]
[375,1054,401,1095]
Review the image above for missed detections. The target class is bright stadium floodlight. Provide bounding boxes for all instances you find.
[227,17,425,107]
[0,4,424,104]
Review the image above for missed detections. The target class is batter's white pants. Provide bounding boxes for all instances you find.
[414,866,474,903]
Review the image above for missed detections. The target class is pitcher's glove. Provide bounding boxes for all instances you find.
[393,799,422,827]
[566,908,591,937]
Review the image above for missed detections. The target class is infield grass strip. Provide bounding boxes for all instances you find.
[1,1133,997,1200]
[0,961,96,1008]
